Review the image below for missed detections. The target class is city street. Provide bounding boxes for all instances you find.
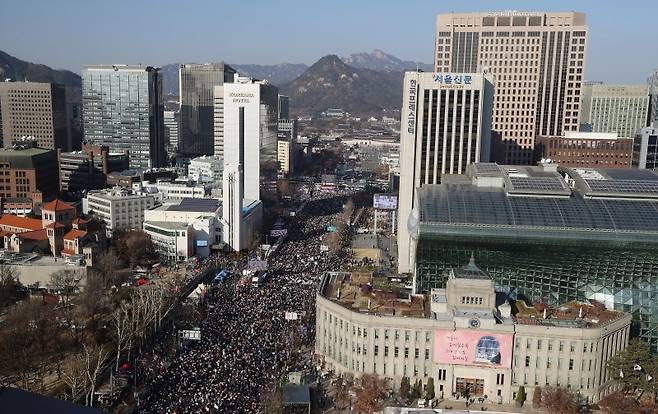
[137,193,354,413]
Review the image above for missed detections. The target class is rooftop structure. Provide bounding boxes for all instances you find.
[536,132,633,169]
[408,163,658,347]
[320,272,428,318]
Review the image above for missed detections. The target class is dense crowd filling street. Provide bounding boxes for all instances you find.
[138,193,354,413]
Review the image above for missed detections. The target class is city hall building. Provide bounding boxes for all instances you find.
[406,163,658,348]
[315,263,631,404]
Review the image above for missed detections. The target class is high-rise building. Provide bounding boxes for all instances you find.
[397,71,494,273]
[633,125,658,170]
[0,146,59,199]
[0,82,68,150]
[278,94,290,120]
[58,144,129,192]
[217,76,278,202]
[163,110,180,153]
[179,63,235,157]
[408,163,658,347]
[277,119,298,175]
[536,132,633,168]
[435,11,589,165]
[82,65,166,170]
[648,70,658,126]
[579,83,649,138]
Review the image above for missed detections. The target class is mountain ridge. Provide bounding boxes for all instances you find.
[280,54,404,116]
[0,50,82,101]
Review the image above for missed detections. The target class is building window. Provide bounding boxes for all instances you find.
[525,356,530,367]
[569,359,574,370]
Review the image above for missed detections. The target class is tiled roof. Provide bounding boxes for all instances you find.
[16,229,48,241]
[63,229,87,241]
[72,217,88,225]
[45,222,66,229]
[0,215,43,231]
[42,199,75,212]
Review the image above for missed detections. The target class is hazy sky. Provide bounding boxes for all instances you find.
[1,0,656,83]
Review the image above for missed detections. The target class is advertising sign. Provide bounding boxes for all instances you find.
[433,330,513,368]
[285,312,299,320]
[373,194,398,210]
[180,330,201,341]
[271,229,288,237]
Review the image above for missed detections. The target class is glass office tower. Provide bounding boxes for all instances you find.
[409,163,658,348]
[179,63,236,157]
[82,65,165,169]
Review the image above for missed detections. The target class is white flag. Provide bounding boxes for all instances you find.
[647,374,653,382]
[633,364,642,371]
[619,370,624,378]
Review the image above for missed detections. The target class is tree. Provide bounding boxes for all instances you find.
[82,342,109,407]
[425,377,435,400]
[533,386,543,409]
[353,374,387,414]
[607,339,658,399]
[515,386,527,407]
[0,263,21,308]
[399,377,410,399]
[541,386,578,414]
[330,375,352,410]
[598,392,640,414]
[49,269,81,307]
[61,352,88,401]
[114,230,156,268]
[411,379,423,399]
[0,301,64,391]
[110,301,132,372]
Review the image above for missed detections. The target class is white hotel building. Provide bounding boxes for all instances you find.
[217,76,276,251]
[397,71,494,273]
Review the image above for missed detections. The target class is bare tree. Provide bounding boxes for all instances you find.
[353,374,388,413]
[0,263,21,308]
[110,301,132,372]
[541,386,578,414]
[330,374,353,411]
[61,353,88,401]
[82,342,109,407]
[0,301,63,391]
[49,269,81,307]
[114,230,156,268]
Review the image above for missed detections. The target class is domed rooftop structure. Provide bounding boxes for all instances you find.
[451,254,491,280]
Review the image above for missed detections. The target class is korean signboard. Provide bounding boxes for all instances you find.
[373,194,398,210]
[433,330,513,368]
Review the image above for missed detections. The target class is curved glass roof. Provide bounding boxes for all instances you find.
[417,185,658,233]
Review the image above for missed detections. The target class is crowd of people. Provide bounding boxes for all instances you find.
[137,192,355,413]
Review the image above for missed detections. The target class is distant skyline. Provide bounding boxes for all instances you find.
[1,0,657,83]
